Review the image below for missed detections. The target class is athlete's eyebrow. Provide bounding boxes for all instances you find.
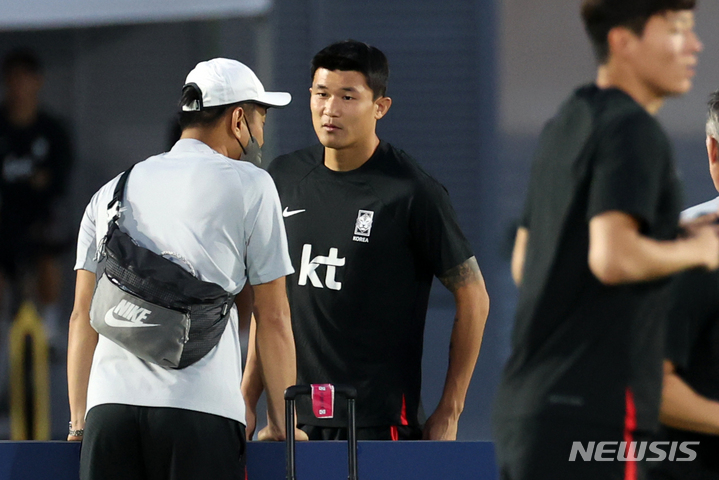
[313,84,360,93]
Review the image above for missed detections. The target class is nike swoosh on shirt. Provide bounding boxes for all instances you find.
[105,309,160,328]
[283,207,306,218]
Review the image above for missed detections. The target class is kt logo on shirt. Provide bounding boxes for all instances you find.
[298,245,345,291]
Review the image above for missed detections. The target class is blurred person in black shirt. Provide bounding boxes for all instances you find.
[0,48,73,349]
[494,2,719,479]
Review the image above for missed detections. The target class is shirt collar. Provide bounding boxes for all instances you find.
[170,138,221,156]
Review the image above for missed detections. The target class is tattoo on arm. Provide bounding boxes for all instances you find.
[438,256,481,292]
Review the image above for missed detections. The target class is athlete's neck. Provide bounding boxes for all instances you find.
[324,135,380,172]
[180,128,237,160]
[595,64,664,115]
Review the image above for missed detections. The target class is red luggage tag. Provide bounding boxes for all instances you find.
[311,384,335,418]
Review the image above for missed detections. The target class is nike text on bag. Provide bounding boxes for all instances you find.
[89,166,235,369]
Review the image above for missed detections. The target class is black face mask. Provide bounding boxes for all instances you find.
[237,116,262,167]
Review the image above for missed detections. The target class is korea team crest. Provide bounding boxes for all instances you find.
[353,210,374,243]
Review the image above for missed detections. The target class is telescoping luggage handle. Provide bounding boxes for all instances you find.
[285,384,358,480]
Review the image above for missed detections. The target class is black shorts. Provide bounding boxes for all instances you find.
[299,423,422,441]
[80,404,246,480]
[494,417,651,480]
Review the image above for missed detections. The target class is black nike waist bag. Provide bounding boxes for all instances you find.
[89,166,236,369]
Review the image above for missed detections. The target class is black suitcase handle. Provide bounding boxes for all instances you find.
[285,384,358,480]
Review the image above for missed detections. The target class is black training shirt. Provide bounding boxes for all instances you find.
[665,268,719,404]
[268,141,473,428]
[494,85,682,431]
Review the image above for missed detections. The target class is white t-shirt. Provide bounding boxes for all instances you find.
[75,138,293,424]
[681,196,719,221]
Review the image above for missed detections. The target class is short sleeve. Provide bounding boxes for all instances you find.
[75,196,99,273]
[409,179,474,277]
[665,269,715,370]
[244,172,294,285]
[587,112,668,226]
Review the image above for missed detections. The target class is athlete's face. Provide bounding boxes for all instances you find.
[626,10,702,98]
[310,68,388,150]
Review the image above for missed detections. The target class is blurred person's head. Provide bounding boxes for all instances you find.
[309,40,392,153]
[2,48,43,122]
[581,0,701,105]
[705,90,719,192]
[178,58,290,164]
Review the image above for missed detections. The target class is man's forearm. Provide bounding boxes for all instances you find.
[67,310,98,430]
[661,366,719,435]
[589,211,718,285]
[438,283,489,415]
[511,227,529,287]
[597,235,711,283]
[252,277,296,439]
[437,257,490,415]
[254,312,296,434]
[67,270,98,434]
[240,315,264,410]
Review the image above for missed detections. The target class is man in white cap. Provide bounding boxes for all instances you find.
[67,58,298,480]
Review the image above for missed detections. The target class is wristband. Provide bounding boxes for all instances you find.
[68,422,84,437]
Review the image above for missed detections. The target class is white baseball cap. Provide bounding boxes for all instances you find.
[182,58,291,111]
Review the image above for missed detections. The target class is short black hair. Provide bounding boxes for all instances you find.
[311,40,389,99]
[2,48,42,76]
[177,84,254,130]
[581,0,696,64]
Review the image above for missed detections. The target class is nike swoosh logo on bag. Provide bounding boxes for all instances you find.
[283,207,306,218]
[105,307,160,328]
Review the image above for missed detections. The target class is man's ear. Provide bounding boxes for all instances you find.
[231,106,245,138]
[606,26,635,61]
[374,96,392,120]
[707,136,719,192]
[707,135,719,165]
